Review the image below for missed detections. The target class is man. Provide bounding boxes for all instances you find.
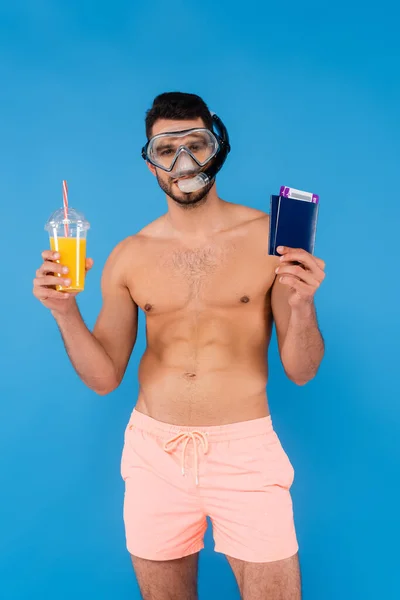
[33,92,326,599]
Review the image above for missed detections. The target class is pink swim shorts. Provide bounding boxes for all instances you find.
[121,409,298,563]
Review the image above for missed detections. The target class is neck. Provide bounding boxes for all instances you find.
[164,185,228,239]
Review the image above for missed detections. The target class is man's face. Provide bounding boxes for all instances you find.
[147,118,214,209]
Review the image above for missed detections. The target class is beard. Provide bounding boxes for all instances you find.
[156,172,214,210]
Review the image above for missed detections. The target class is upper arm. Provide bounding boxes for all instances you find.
[271,273,292,356]
[92,239,138,386]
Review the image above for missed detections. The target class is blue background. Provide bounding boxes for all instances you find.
[1,1,399,598]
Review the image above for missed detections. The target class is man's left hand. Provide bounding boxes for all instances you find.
[275,246,326,308]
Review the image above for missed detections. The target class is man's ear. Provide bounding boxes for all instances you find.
[147,162,157,177]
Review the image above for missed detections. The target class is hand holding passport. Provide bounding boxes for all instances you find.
[268,186,319,257]
[268,186,326,308]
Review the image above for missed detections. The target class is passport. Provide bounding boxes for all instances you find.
[268,194,319,256]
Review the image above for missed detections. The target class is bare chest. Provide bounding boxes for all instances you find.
[129,238,276,315]
[164,243,232,297]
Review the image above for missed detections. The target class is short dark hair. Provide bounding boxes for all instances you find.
[145,92,213,139]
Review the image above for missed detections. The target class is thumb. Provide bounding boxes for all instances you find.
[315,257,325,270]
[85,257,94,272]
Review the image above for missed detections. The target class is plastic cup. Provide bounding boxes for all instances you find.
[45,207,90,292]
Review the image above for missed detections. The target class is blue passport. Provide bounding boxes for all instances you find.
[268,194,319,256]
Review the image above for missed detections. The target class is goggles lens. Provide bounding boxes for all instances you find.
[147,129,219,171]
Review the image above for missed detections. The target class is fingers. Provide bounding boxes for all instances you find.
[35,250,92,306]
[276,264,318,287]
[35,288,70,301]
[277,247,326,272]
[41,250,60,261]
[37,261,69,277]
[33,271,71,302]
[33,278,70,300]
[85,257,94,272]
[34,275,71,289]
[279,277,311,296]
[40,251,93,272]
[314,257,325,270]
[34,250,90,305]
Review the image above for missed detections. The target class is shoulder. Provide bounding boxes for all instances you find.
[105,235,137,266]
[103,215,166,275]
[230,203,279,266]
[127,214,168,251]
[110,214,166,254]
[229,203,270,237]
[100,237,134,288]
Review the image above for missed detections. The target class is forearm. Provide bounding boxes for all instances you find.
[52,301,117,394]
[281,302,324,385]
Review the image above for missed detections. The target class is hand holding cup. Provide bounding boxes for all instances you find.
[32,251,94,313]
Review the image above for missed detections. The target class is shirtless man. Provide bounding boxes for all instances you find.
[33,92,326,599]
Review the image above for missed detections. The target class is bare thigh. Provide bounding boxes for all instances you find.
[131,553,199,600]
[227,553,301,600]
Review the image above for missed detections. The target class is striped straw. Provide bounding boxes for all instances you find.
[62,180,69,237]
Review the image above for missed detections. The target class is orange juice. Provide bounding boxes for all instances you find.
[50,237,86,291]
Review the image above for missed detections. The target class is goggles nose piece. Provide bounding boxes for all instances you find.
[170,150,201,179]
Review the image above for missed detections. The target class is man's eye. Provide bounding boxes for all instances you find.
[160,149,174,156]
[189,143,205,152]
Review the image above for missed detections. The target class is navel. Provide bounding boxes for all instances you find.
[184,372,197,379]
[240,296,250,303]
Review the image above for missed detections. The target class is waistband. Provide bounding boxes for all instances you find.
[128,409,274,442]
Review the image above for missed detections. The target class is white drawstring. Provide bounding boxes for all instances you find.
[164,431,209,486]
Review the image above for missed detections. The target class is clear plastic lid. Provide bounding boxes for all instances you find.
[45,207,90,232]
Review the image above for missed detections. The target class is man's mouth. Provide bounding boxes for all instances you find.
[173,174,196,184]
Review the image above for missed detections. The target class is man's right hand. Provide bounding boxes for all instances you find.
[33,250,94,314]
